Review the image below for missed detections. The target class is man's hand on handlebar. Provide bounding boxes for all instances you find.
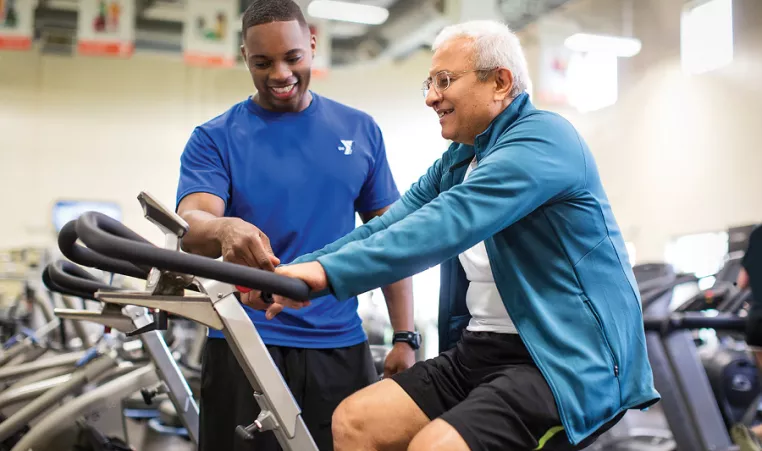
[219,218,280,271]
[242,262,328,319]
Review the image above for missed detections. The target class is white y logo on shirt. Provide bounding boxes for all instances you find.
[339,140,354,155]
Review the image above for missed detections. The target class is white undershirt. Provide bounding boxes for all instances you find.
[458,158,518,334]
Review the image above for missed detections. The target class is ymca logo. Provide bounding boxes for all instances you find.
[338,140,354,155]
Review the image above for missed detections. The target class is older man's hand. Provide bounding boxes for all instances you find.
[241,262,327,319]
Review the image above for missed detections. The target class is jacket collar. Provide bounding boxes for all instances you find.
[474,92,532,159]
[447,92,532,172]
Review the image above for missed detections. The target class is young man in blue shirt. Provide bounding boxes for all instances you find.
[252,20,659,451]
[174,1,416,450]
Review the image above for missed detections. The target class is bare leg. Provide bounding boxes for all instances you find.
[752,424,762,441]
[333,379,430,451]
[408,419,470,451]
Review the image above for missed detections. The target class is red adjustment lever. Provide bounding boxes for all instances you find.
[235,286,274,304]
[104,326,112,334]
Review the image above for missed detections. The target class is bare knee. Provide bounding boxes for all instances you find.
[332,393,370,448]
[333,379,430,451]
[408,419,469,451]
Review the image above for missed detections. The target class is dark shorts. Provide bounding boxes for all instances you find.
[391,330,623,451]
[200,337,378,451]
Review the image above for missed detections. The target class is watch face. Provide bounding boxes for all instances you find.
[394,332,420,349]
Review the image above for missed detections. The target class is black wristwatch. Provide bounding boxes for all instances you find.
[392,331,421,350]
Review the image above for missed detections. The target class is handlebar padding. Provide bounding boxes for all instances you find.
[643,312,746,334]
[59,220,150,279]
[76,212,311,301]
[42,266,97,301]
[48,260,117,296]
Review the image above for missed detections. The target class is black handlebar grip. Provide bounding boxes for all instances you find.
[42,266,98,301]
[58,220,151,280]
[643,313,746,334]
[76,212,311,301]
[48,260,118,296]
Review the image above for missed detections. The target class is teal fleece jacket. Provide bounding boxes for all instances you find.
[292,93,660,444]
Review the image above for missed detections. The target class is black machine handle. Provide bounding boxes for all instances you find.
[48,260,117,297]
[42,266,95,301]
[643,312,746,335]
[75,212,311,302]
[59,220,150,280]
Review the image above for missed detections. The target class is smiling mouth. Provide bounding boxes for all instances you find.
[270,83,298,99]
[438,109,453,118]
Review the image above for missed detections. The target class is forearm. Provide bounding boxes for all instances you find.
[179,210,231,258]
[381,277,414,332]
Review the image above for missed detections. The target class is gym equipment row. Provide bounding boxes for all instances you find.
[587,246,761,451]
[0,188,758,451]
[0,191,318,450]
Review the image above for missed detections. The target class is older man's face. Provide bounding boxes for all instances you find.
[425,37,499,145]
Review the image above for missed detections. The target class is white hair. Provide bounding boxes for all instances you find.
[432,20,530,98]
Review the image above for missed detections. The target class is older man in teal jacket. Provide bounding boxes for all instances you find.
[247,19,660,451]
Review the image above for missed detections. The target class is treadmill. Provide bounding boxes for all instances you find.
[637,258,758,451]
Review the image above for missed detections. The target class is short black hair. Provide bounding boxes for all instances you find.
[241,0,309,36]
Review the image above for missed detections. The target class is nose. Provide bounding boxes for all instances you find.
[271,61,293,82]
[425,86,442,109]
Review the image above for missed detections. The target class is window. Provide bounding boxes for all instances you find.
[681,0,734,75]
[566,51,618,113]
[664,231,729,279]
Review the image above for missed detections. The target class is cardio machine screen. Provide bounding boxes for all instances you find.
[52,200,122,232]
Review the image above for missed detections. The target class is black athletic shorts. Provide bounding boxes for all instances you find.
[391,330,624,451]
[199,337,378,451]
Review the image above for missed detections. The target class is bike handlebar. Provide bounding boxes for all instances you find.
[42,265,97,301]
[643,312,746,335]
[58,220,150,280]
[75,212,311,301]
[48,260,117,298]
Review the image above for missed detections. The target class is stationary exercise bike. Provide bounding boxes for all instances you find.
[68,191,321,451]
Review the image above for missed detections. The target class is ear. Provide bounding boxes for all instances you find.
[494,68,514,100]
[310,33,317,58]
[240,44,247,66]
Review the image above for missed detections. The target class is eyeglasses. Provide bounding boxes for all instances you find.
[421,68,496,98]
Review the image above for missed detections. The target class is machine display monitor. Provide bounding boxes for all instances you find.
[52,200,122,232]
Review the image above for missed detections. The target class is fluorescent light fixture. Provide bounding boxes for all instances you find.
[564,33,642,58]
[681,0,734,75]
[307,0,389,26]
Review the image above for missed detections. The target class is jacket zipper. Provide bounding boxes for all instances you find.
[582,296,619,377]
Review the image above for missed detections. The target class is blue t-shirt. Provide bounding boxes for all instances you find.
[175,92,400,348]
